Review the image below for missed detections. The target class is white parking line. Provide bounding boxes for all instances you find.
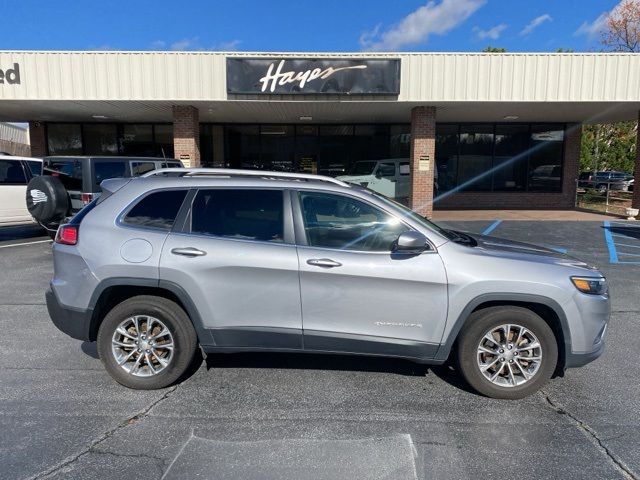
[0,239,51,249]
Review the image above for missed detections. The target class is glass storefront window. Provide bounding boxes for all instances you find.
[83,124,118,155]
[47,124,82,155]
[435,124,459,195]
[260,125,295,172]
[528,125,564,192]
[225,125,260,169]
[493,125,529,191]
[121,124,154,156]
[458,125,494,191]
[389,125,411,158]
[154,124,174,159]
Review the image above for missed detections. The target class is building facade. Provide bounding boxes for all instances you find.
[1,51,639,215]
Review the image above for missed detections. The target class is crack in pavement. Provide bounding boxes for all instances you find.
[26,385,180,480]
[540,390,638,480]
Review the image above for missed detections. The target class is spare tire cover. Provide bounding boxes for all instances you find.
[26,175,70,224]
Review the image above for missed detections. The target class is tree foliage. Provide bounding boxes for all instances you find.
[602,0,640,52]
[579,0,639,174]
[581,122,638,173]
[481,46,506,52]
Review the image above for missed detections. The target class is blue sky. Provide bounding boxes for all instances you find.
[1,0,624,52]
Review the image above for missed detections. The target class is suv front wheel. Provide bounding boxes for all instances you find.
[97,296,198,389]
[456,306,558,399]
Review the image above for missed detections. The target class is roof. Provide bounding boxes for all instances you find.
[0,51,638,123]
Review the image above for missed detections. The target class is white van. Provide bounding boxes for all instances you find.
[337,158,410,199]
[0,155,42,226]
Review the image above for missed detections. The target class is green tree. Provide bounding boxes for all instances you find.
[579,0,639,174]
[481,46,506,52]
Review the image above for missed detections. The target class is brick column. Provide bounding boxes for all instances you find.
[173,105,200,167]
[29,121,47,157]
[633,111,640,210]
[562,123,582,208]
[409,106,436,218]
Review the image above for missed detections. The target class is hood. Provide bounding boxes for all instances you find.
[460,231,598,271]
[336,174,371,184]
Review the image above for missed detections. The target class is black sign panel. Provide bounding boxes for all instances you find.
[226,58,400,95]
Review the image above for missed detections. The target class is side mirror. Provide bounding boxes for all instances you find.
[394,231,429,253]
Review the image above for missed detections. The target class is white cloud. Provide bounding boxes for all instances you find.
[360,0,486,51]
[171,38,198,51]
[212,40,242,51]
[150,40,167,50]
[520,14,552,36]
[473,23,507,40]
[574,0,624,38]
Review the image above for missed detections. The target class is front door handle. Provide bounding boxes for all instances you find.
[307,258,342,268]
[171,247,206,257]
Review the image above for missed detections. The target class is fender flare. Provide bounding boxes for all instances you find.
[433,293,572,363]
[88,277,214,345]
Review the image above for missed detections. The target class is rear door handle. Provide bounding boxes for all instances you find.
[171,247,206,257]
[307,258,342,268]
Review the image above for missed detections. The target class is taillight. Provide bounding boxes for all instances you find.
[55,224,78,245]
[81,193,94,206]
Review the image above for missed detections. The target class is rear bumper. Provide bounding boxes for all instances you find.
[45,287,93,342]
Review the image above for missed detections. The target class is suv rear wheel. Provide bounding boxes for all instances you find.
[456,306,557,399]
[97,296,198,389]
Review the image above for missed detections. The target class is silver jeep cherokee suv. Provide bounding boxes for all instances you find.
[46,169,609,399]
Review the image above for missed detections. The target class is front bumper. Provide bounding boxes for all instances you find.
[45,287,93,342]
[565,340,605,368]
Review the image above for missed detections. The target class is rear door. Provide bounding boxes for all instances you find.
[0,159,31,224]
[159,187,303,349]
[294,190,448,358]
[44,157,84,212]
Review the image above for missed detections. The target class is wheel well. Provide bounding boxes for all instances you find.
[468,300,567,375]
[88,285,187,341]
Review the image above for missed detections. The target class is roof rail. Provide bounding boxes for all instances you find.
[141,167,350,187]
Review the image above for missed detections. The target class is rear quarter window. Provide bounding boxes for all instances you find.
[122,190,188,230]
[44,159,83,190]
[0,159,27,185]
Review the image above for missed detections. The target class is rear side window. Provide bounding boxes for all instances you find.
[191,189,284,243]
[44,159,83,190]
[0,160,27,185]
[94,162,127,190]
[25,161,42,176]
[123,190,188,230]
[399,162,410,175]
[131,162,157,176]
[377,162,396,177]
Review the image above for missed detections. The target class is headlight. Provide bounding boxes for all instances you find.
[571,276,607,295]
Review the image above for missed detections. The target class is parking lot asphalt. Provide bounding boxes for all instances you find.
[0,221,638,480]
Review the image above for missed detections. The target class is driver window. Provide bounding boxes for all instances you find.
[377,163,396,177]
[299,191,411,251]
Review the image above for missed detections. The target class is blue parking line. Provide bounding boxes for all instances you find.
[482,220,502,235]
[603,221,619,264]
[551,247,567,254]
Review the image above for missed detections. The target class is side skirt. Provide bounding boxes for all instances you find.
[201,327,442,364]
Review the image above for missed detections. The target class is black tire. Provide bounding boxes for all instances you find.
[456,306,558,399]
[97,296,198,390]
[26,175,70,224]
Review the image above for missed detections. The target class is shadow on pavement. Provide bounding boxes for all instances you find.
[0,224,46,242]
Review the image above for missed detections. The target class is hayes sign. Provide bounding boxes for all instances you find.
[0,63,21,85]
[226,58,400,95]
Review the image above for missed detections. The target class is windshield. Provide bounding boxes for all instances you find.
[368,190,458,241]
[349,161,377,175]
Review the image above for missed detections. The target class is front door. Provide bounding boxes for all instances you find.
[367,161,398,198]
[160,188,303,349]
[294,190,448,359]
